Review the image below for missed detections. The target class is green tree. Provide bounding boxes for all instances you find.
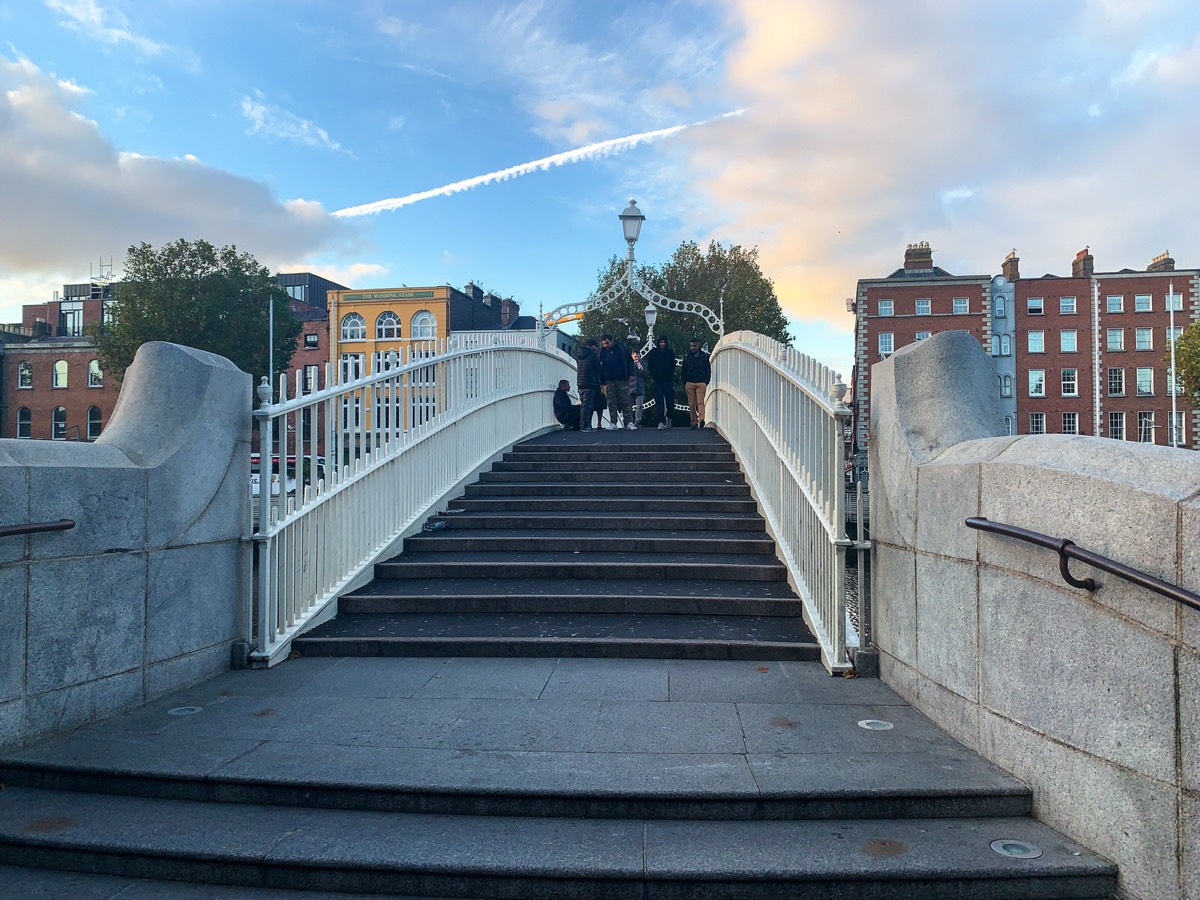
[89,238,301,384]
[1172,322,1200,405]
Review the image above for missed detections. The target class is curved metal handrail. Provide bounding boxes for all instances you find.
[966,517,1200,613]
[0,519,76,539]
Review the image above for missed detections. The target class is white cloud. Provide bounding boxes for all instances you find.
[240,90,347,154]
[44,0,167,56]
[0,55,353,292]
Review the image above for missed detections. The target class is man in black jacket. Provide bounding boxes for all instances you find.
[680,338,711,428]
[644,336,676,429]
[575,340,602,432]
[552,379,580,430]
[598,333,636,430]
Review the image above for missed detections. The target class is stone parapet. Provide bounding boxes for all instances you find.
[0,342,249,752]
[870,330,1200,900]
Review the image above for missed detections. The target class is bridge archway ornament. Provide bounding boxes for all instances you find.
[538,200,725,353]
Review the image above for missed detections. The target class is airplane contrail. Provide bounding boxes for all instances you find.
[331,109,746,218]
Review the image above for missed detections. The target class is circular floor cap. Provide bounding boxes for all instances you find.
[167,706,204,716]
[990,839,1043,859]
[857,719,894,730]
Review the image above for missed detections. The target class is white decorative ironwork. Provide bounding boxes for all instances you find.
[248,341,574,666]
[708,331,862,673]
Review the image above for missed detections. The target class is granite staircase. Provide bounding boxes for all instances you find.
[0,430,1117,897]
[292,429,823,661]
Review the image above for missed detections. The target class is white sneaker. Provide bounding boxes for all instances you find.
[657,423,666,430]
[606,423,619,431]
[627,422,637,430]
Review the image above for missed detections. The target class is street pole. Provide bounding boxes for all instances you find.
[268,294,275,402]
[1170,279,1178,448]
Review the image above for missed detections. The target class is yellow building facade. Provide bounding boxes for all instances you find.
[327,286,452,380]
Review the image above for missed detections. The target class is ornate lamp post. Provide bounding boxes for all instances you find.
[644,302,658,346]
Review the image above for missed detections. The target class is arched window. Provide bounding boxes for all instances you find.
[16,407,31,438]
[1001,374,1013,397]
[87,406,103,440]
[17,361,32,388]
[1003,416,1013,435]
[411,310,436,339]
[88,359,103,387]
[51,407,67,440]
[1000,334,1012,356]
[340,313,366,341]
[376,311,401,339]
[53,359,68,388]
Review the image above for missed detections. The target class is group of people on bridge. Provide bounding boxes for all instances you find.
[553,334,712,432]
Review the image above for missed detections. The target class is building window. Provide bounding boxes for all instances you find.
[17,361,32,388]
[1138,411,1155,442]
[1108,412,1125,440]
[87,406,102,440]
[1059,296,1077,314]
[51,407,67,440]
[1029,412,1046,434]
[1028,330,1045,353]
[1136,367,1154,396]
[1169,365,1183,396]
[1107,328,1124,351]
[1060,330,1077,352]
[1062,412,1079,435]
[915,331,930,341]
[339,353,364,383]
[1106,295,1123,313]
[1027,297,1044,315]
[1029,369,1046,397]
[102,299,117,326]
[1135,327,1153,351]
[303,365,319,393]
[995,296,1007,318]
[999,334,1011,356]
[1001,374,1013,397]
[376,311,401,339]
[878,299,894,316]
[88,359,103,387]
[1134,293,1152,312]
[59,300,84,336]
[285,284,308,303]
[1169,411,1186,446]
[340,313,366,341]
[952,297,968,314]
[1167,326,1183,346]
[1167,291,1184,312]
[1061,368,1078,397]
[411,310,437,339]
[304,333,319,349]
[915,298,931,315]
[52,359,68,388]
[16,407,31,438]
[878,333,894,355]
[1108,368,1125,396]
[1003,415,1013,435]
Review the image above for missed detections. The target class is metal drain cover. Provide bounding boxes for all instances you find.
[857,719,894,730]
[990,839,1043,859]
[167,706,204,716]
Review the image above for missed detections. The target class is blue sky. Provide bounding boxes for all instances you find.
[3,1,1200,379]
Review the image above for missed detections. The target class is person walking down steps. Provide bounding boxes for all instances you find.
[681,338,711,429]
[645,336,676,429]
[599,333,637,430]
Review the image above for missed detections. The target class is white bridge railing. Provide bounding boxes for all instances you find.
[248,341,575,666]
[708,331,856,672]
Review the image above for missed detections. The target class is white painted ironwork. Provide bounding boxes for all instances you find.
[249,341,574,666]
[708,331,859,672]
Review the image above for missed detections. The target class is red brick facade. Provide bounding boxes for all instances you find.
[1,341,118,440]
[1014,276,1095,436]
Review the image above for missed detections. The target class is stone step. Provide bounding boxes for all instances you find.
[292,613,819,661]
[372,551,787,582]
[462,482,750,498]
[431,512,766,532]
[405,529,776,556]
[340,578,802,616]
[480,469,744,483]
[492,460,742,473]
[0,788,1117,899]
[449,497,759,514]
[505,450,735,464]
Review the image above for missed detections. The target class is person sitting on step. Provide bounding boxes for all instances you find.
[552,379,580,431]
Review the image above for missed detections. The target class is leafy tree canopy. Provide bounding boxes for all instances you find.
[89,238,301,384]
[1171,322,1200,406]
[578,240,793,355]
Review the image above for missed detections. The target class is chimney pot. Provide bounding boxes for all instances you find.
[1071,247,1094,278]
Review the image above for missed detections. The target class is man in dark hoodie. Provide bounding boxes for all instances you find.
[598,333,636,430]
[552,379,580,430]
[680,338,711,428]
[644,336,676,429]
[575,339,602,433]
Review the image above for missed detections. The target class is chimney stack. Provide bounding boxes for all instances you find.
[1071,247,1094,278]
[1001,249,1020,282]
[464,281,484,301]
[1148,251,1175,272]
[903,241,933,272]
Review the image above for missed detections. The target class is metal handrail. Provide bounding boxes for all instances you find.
[966,516,1200,613]
[0,519,76,539]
